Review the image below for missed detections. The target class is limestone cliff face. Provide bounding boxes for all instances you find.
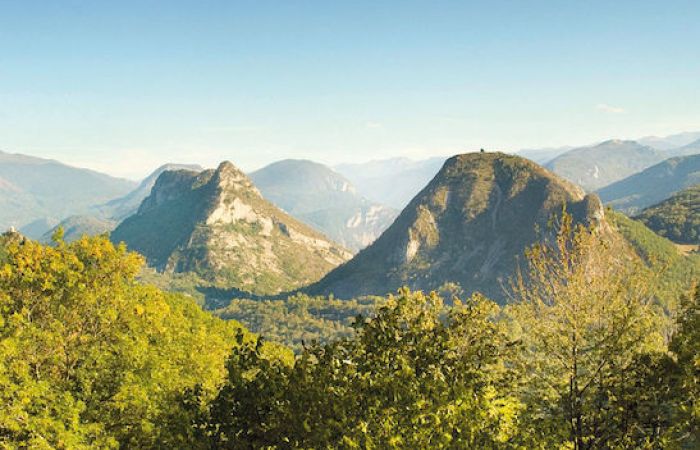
[112,161,351,295]
[308,152,607,302]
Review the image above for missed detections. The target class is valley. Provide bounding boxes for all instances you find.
[3,130,699,310]
[3,4,700,447]
[3,138,699,449]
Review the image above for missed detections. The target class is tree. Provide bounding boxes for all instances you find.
[668,284,699,445]
[0,234,269,448]
[507,212,666,449]
[202,289,523,449]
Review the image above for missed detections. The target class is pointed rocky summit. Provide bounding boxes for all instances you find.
[308,152,605,302]
[111,161,352,295]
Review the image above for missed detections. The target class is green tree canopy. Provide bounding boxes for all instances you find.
[201,289,522,449]
[0,234,285,449]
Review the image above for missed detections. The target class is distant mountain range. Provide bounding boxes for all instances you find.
[250,159,397,251]
[328,133,700,212]
[4,141,698,305]
[94,163,203,221]
[5,129,699,241]
[309,152,604,302]
[111,162,351,296]
[0,150,136,236]
[41,215,116,244]
[30,159,398,251]
[515,146,573,164]
[598,154,700,214]
[545,140,664,192]
[670,138,700,157]
[37,163,204,243]
[517,131,700,167]
[638,131,700,151]
[543,133,700,193]
[334,157,447,209]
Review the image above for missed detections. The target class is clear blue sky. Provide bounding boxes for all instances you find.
[1,0,699,179]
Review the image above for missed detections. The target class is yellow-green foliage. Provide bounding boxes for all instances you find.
[201,289,523,449]
[0,235,286,449]
[215,293,380,353]
[1,218,698,449]
[198,215,697,449]
[669,285,700,446]
[508,213,667,448]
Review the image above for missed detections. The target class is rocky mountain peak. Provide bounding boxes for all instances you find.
[308,152,607,302]
[137,169,206,213]
[212,160,262,198]
[215,160,246,179]
[112,161,351,295]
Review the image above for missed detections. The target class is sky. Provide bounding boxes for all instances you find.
[1,0,699,179]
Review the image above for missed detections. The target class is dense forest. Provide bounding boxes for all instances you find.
[636,184,700,245]
[0,214,698,449]
[214,294,380,353]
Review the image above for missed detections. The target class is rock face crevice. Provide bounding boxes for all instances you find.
[112,161,351,295]
[308,152,605,303]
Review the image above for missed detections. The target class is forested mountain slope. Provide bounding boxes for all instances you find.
[598,154,700,214]
[607,209,700,308]
[635,184,700,245]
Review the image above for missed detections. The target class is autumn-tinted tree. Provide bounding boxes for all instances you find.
[508,212,666,449]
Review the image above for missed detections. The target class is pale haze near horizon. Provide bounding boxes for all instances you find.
[1,1,699,180]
